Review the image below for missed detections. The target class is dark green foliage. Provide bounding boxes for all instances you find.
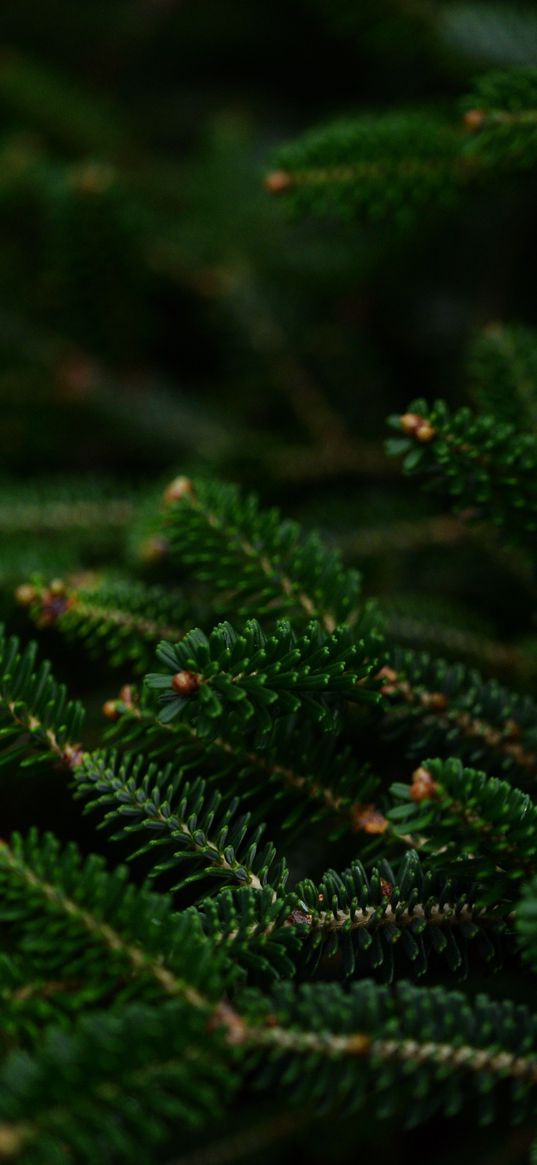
[162,478,364,630]
[293,849,510,980]
[380,645,537,780]
[516,878,537,972]
[0,630,84,768]
[270,114,462,225]
[75,749,289,894]
[462,67,537,169]
[244,980,537,1126]
[0,1002,236,1164]
[105,694,381,836]
[390,756,537,882]
[386,398,537,543]
[146,618,379,737]
[0,830,227,1010]
[2,7,537,1162]
[23,576,189,672]
[467,322,537,431]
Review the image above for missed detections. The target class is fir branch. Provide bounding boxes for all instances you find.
[378,647,537,780]
[160,476,365,632]
[0,1002,237,1164]
[104,692,386,838]
[18,575,187,672]
[74,750,289,895]
[386,398,537,545]
[195,850,511,985]
[240,981,537,1125]
[467,322,537,433]
[0,830,225,1010]
[389,757,537,882]
[292,848,510,980]
[462,67,537,170]
[0,629,85,769]
[265,113,463,223]
[146,618,379,739]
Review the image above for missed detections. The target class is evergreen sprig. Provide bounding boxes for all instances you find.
[19,575,188,672]
[389,757,537,883]
[0,830,226,1011]
[386,398,537,544]
[0,1001,236,1164]
[75,749,289,894]
[160,477,364,631]
[243,981,537,1126]
[379,645,537,780]
[105,693,384,837]
[0,629,85,769]
[292,849,510,980]
[146,618,379,738]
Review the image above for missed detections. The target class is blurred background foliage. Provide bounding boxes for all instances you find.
[1,2,537,1162]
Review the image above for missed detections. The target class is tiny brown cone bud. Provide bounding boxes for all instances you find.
[410,766,439,802]
[415,421,436,443]
[171,670,201,696]
[400,412,424,436]
[49,578,67,596]
[264,169,293,194]
[15,583,37,607]
[464,108,486,131]
[423,691,448,712]
[103,700,120,721]
[163,476,195,506]
[351,803,389,835]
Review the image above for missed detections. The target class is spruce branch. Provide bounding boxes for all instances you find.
[18,575,187,672]
[389,757,537,882]
[467,322,537,433]
[146,618,379,739]
[74,750,289,895]
[0,1002,237,1164]
[378,647,537,780]
[0,830,226,1011]
[104,692,386,838]
[265,113,463,223]
[387,398,537,545]
[240,981,537,1125]
[160,477,365,632]
[0,629,85,769]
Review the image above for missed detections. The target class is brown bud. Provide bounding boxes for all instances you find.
[423,691,448,712]
[399,414,436,443]
[49,578,66,596]
[410,766,439,802]
[464,108,486,131]
[504,718,521,740]
[163,476,195,506]
[171,670,201,696]
[400,412,424,436]
[139,535,170,564]
[380,878,393,899]
[415,421,436,443]
[119,684,137,708]
[15,583,37,607]
[264,169,293,194]
[351,803,389,835]
[287,908,313,927]
[102,700,120,721]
